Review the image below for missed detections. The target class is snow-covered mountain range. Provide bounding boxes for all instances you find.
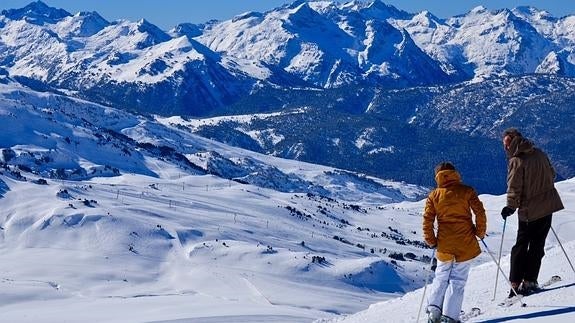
[1,1,575,115]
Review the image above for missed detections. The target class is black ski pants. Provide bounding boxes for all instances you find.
[509,214,552,284]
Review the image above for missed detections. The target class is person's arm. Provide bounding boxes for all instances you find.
[469,189,486,239]
[423,192,437,247]
[506,157,523,209]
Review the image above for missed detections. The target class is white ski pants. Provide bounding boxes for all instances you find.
[427,258,471,321]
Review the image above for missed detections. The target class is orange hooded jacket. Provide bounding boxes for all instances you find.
[423,169,487,262]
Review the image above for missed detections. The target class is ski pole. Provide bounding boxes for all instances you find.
[492,219,507,301]
[480,239,526,306]
[416,248,436,323]
[551,226,575,275]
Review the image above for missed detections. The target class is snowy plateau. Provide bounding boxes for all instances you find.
[1,1,575,322]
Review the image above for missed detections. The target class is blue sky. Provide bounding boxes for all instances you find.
[1,0,574,30]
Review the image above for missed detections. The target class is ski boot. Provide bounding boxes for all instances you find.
[427,305,441,323]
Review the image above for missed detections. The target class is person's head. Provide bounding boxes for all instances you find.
[502,128,522,151]
[434,161,456,175]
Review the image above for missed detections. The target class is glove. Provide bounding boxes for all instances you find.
[501,206,515,220]
[474,226,485,240]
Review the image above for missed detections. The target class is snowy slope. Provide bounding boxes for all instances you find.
[0,151,429,321]
[319,178,575,323]
[320,244,575,323]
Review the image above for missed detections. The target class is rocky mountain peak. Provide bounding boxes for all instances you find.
[1,1,71,25]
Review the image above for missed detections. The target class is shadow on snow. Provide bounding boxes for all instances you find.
[479,306,575,323]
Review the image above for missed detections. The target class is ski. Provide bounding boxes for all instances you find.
[498,295,527,308]
[537,275,562,289]
[498,275,562,307]
[460,307,481,322]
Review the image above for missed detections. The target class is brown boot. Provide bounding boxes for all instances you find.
[521,280,540,295]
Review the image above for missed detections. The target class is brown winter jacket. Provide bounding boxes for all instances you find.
[423,170,487,262]
[506,136,564,222]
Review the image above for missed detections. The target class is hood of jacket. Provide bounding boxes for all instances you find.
[435,169,461,188]
[507,136,535,158]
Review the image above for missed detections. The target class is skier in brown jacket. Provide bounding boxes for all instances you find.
[501,128,564,297]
